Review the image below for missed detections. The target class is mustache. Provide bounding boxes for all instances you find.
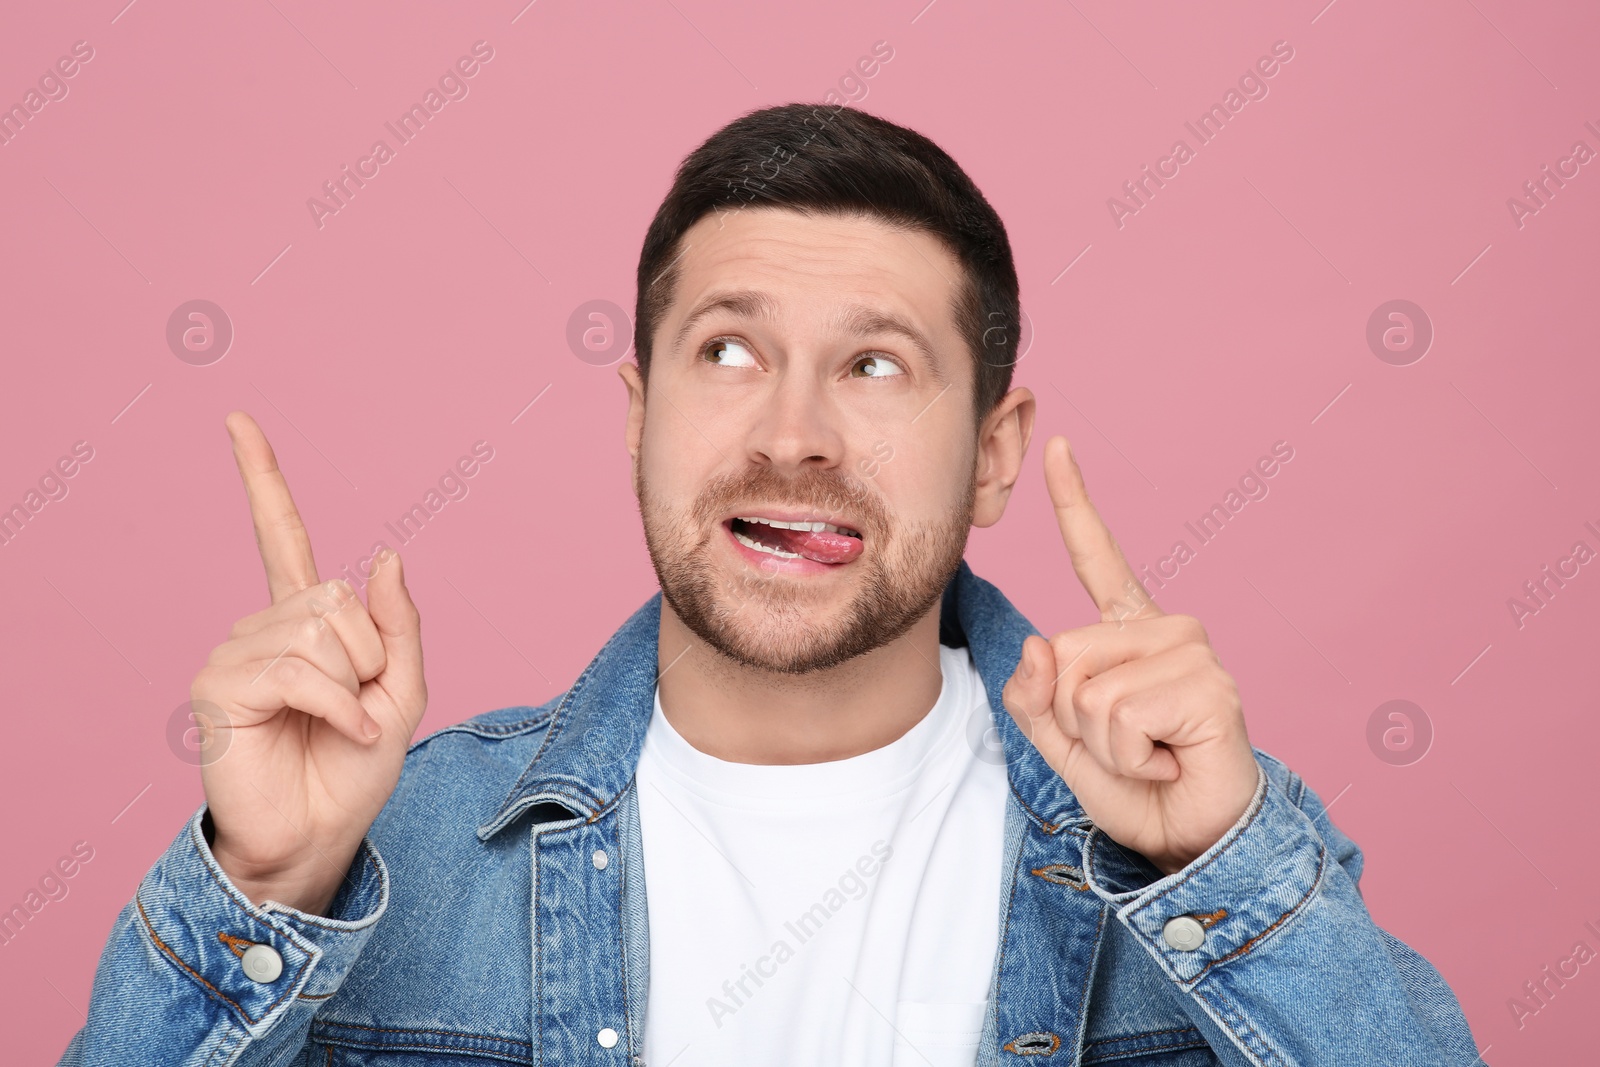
[693,465,886,533]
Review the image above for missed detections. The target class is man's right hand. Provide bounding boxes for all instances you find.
[188,411,428,917]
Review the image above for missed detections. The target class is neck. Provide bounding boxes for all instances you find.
[654,599,946,765]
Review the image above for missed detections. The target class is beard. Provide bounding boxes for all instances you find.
[635,456,977,676]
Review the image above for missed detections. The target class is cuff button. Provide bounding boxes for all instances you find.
[1162,915,1206,952]
[241,943,284,983]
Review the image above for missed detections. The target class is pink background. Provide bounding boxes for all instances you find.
[2,0,1596,1060]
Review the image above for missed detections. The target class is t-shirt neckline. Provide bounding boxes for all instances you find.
[640,643,978,809]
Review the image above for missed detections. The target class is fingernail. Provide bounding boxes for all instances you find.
[362,714,382,740]
[1019,646,1034,679]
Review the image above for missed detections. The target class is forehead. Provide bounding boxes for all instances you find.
[662,207,966,345]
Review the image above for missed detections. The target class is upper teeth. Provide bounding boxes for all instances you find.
[738,516,855,536]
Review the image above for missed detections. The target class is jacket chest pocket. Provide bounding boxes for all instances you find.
[309,1025,534,1067]
[1082,1046,1218,1066]
[1079,919,1219,1063]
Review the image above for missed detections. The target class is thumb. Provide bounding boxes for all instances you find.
[366,548,427,731]
[1002,635,1058,747]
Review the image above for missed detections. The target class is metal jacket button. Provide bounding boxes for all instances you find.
[1162,915,1206,952]
[241,943,284,983]
[597,1027,619,1048]
[592,849,609,870]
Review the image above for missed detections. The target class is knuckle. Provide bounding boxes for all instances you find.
[1049,632,1079,664]
[311,580,356,619]
[296,617,323,652]
[297,615,327,646]
[1212,673,1241,710]
[272,654,306,685]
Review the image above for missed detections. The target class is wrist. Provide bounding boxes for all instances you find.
[210,831,353,917]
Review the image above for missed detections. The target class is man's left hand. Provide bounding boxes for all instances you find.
[1001,436,1261,876]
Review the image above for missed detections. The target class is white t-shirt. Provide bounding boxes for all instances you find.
[636,643,1009,1067]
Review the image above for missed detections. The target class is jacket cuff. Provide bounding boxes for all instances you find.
[1080,758,1327,985]
[133,806,389,1032]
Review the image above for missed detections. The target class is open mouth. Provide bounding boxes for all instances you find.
[727,515,864,565]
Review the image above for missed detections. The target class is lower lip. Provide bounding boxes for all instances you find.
[722,521,857,577]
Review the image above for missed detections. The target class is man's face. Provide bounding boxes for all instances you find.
[623,206,985,676]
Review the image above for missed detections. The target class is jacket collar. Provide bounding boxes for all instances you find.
[477,558,1089,840]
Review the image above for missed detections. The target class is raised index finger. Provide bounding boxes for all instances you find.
[1043,435,1161,623]
[225,410,320,605]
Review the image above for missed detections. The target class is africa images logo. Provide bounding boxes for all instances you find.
[1106,39,1296,229]
[306,41,496,230]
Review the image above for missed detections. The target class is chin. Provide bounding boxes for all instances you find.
[675,552,945,678]
[685,579,862,674]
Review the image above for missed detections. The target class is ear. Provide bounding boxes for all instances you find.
[619,360,646,462]
[972,385,1036,528]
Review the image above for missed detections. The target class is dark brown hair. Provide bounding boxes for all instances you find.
[633,103,1021,425]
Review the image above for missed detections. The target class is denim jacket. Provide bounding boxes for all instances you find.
[59,560,1481,1066]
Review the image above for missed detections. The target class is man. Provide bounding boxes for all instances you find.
[59,104,1479,1066]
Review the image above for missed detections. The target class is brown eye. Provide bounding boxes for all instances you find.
[851,354,904,378]
[703,338,757,367]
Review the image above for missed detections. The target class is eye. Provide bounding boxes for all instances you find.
[701,337,758,368]
[850,354,904,379]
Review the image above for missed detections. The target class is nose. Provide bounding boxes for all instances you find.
[744,365,846,472]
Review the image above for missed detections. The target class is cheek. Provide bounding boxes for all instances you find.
[639,410,719,507]
[643,367,745,455]
[864,452,964,533]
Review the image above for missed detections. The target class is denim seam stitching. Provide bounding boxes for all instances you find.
[1083,1030,1211,1063]
[318,1049,524,1062]
[317,1038,528,1062]
[1190,984,1277,1066]
[134,894,309,1027]
[494,638,616,816]
[1191,837,1328,981]
[534,819,545,1067]
[615,787,635,1056]
[510,783,610,821]
[1085,1023,1204,1046]
[412,704,560,749]
[1006,775,1088,836]
[1121,764,1270,920]
[517,609,638,787]
[205,1031,241,1067]
[280,841,384,932]
[990,827,1026,1045]
[316,1020,532,1047]
[1069,895,1110,1056]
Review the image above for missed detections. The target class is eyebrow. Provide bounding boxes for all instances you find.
[672,289,778,355]
[671,288,948,386]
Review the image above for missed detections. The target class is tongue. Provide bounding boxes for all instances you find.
[763,524,864,565]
